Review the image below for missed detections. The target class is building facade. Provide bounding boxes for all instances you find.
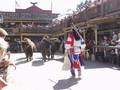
[0,2,58,52]
[52,0,120,60]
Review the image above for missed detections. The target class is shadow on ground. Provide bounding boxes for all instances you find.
[15,57,26,61]
[35,56,64,63]
[52,77,81,90]
[32,56,64,67]
[32,60,44,66]
[15,59,28,65]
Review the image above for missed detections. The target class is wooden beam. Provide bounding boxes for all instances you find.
[87,16,119,25]
[20,33,51,36]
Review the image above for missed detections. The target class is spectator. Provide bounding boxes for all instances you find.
[111,32,118,45]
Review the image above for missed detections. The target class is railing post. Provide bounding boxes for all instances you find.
[20,34,23,52]
[94,25,98,52]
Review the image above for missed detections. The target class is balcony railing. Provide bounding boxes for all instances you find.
[4,26,59,35]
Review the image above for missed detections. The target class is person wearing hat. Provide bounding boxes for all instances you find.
[39,35,51,61]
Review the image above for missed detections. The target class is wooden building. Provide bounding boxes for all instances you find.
[0,2,58,52]
[52,0,120,60]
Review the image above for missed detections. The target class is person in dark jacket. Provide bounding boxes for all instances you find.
[40,35,51,61]
[22,38,36,61]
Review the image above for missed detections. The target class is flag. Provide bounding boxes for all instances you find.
[15,0,20,7]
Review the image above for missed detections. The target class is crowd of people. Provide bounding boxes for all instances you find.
[95,31,120,65]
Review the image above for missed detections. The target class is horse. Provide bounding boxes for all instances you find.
[22,38,36,61]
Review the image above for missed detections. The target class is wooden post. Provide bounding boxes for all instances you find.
[90,25,98,61]
[94,25,98,52]
[83,31,86,40]
[20,34,23,52]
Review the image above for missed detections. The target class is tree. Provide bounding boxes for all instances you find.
[83,0,92,9]
[76,2,84,12]
[76,0,92,12]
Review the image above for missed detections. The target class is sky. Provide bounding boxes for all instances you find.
[0,0,87,14]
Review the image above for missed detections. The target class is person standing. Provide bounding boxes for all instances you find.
[0,28,16,89]
[111,32,118,45]
[64,28,85,79]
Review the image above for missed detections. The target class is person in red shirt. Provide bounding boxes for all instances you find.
[65,28,85,79]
